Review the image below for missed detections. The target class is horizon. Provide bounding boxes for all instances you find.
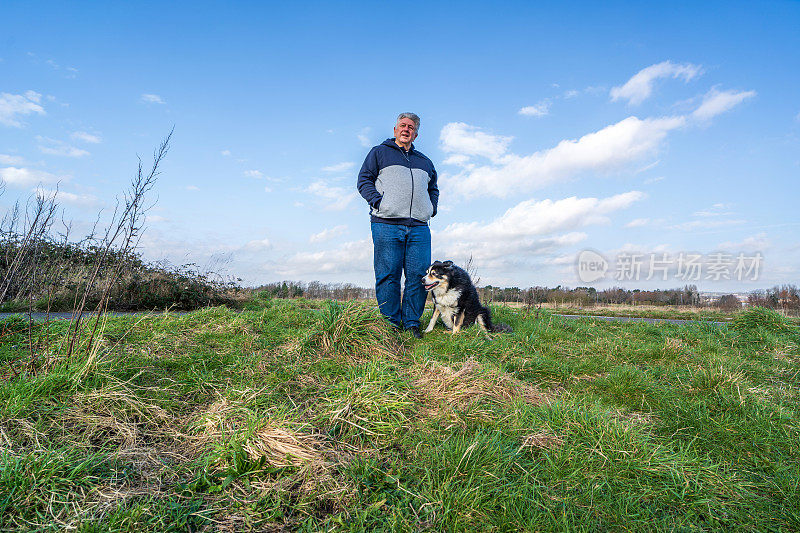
[2,1,799,293]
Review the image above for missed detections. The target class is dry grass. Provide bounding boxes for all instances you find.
[411,358,551,421]
[612,408,658,426]
[243,426,325,467]
[193,391,357,519]
[519,431,564,451]
[62,385,181,450]
[196,391,330,467]
[195,395,252,445]
[242,425,357,516]
[664,337,685,354]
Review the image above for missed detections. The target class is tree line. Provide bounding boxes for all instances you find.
[255,281,800,315]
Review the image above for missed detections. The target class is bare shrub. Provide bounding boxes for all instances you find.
[715,294,742,311]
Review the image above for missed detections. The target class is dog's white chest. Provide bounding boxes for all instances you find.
[434,287,460,307]
[433,288,461,328]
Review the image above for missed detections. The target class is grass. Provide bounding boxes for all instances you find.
[533,302,757,321]
[1,301,799,531]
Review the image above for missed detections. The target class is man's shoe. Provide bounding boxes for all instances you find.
[408,326,423,339]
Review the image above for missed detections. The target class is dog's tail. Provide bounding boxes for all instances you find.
[491,322,513,333]
[480,308,513,334]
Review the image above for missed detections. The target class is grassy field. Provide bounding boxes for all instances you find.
[525,303,738,322]
[523,302,800,324]
[1,300,798,531]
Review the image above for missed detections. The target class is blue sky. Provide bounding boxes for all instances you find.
[1,1,799,291]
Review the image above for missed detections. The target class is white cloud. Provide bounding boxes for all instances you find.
[37,136,90,157]
[0,167,63,188]
[625,218,650,228]
[635,160,660,173]
[141,93,166,105]
[434,232,588,268]
[322,161,355,172]
[310,224,347,243]
[444,116,685,199]
[440,191,645,243]
[0,91,45,127]
[693,203,733,217]
[669,219,746,231]
[440,122,513,161]
[244,169,264,178]
[717,232,770,252]
[0,154,25,165]
[358,127,372,147]
[611,61,702,105]
[243,238,272,251]
[71,131,102,143]
[644,176,665,184]
[563,86,605,99]
[220,149,231,157]
[442,154,472,167]
[518,100,551,117]
[304,180,357,211]
[33,187,98,207]
[186,185,199,191]
[691,88,756,121]
[146,214,169,223]
[277,239,372,276]
[264,186,272,193]
[44,59,76,74]
[433,191,644,264]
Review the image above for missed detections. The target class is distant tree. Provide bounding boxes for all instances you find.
[715,294,742,311]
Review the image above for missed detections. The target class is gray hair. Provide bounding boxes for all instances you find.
[397,112,420,131]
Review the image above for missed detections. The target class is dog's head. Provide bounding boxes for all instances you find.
[422,260,454,291]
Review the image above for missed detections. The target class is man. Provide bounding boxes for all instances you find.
[357,112,439,338]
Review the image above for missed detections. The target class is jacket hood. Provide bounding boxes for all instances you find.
[382,138,415,152]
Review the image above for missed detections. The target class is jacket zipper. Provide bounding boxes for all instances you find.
[402,148,414,219]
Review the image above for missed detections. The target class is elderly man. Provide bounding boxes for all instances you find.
[357,112,439,338]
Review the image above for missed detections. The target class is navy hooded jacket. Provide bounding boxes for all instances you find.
[357,138,439,226]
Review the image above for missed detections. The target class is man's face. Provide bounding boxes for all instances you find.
[393,117,418,146]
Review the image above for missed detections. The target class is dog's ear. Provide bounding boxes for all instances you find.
[442,260,454,268]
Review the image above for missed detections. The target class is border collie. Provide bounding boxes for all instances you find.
[421,260,512,339]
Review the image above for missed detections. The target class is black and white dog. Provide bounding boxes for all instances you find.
[421,260,512,338]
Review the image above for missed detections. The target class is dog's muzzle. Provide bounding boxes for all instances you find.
[422,279,439,291]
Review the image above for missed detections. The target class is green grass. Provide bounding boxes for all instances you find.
[1,302,798,531]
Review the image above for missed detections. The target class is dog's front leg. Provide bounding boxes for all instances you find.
[452,311,465,335]
[424,307,440,333]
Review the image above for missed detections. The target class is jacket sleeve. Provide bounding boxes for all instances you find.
[428,165,439,217]
[357,148,383,208]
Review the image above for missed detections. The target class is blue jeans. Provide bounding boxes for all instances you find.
[371,222,431,329]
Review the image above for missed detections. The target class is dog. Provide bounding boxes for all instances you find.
[421,260,512,339]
